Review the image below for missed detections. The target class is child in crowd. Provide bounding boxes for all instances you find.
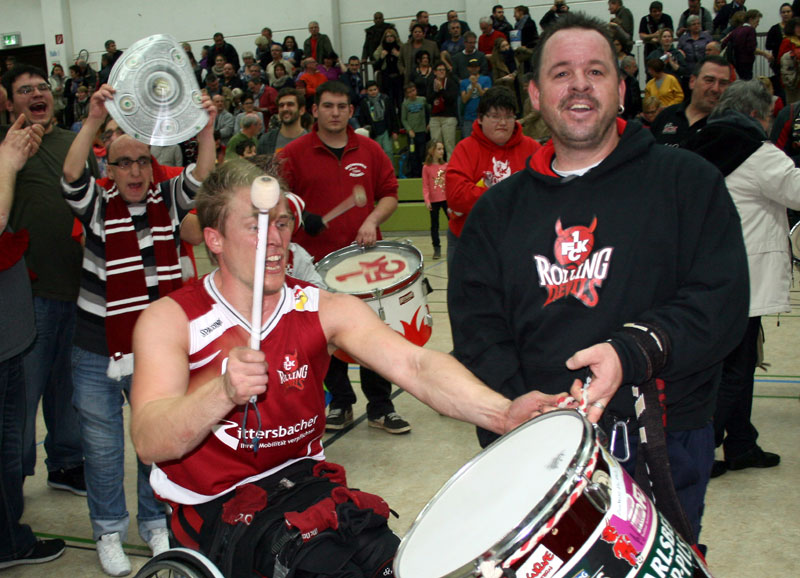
[72,85,90,131]
[401,82,430,178]
[422,140,447,260]
[235,140,257,159]
[359,80,399,161]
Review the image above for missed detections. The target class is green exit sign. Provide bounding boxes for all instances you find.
[3,33,21,47]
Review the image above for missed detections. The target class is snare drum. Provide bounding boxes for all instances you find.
[790,221,800,266]
[316,241,433,361]
[394,411,712,578]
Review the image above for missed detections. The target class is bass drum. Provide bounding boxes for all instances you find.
[394,410,713,578]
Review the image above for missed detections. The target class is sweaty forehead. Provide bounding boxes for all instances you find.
[108,135,150,162]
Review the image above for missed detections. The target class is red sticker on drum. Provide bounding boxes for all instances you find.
[516,545,563,578]
[334,254,407,285]
[398,290,414,305]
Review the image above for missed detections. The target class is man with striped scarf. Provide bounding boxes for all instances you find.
[60,84,216,577]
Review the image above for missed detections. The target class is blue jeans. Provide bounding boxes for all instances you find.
[0,354,36,561]
[71,346,166,542]
[22,297,83,476]
[619,424,715,543]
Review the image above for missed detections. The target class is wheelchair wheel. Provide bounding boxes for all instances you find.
[134,548,223,578]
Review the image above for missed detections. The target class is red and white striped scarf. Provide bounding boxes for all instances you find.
[104,185,183,379]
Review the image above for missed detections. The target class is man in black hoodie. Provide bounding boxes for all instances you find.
[448,12,749,545]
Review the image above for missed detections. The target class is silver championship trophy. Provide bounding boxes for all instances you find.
[106,34,208,146]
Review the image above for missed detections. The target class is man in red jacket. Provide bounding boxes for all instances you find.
[279,81,411,436]
[445,86,540,265]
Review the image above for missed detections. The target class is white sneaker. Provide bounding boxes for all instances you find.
[146,527,170,556]
[96,532,131,577]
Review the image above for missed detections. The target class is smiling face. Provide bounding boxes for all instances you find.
[529,28,624,157]
[6,72,54,131]
[689,61,732,113]
[660,30,673,49]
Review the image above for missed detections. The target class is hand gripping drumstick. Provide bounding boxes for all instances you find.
[322,185,367,225]
[248,176,281,403]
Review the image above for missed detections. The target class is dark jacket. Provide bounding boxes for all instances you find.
[448,120,749,447]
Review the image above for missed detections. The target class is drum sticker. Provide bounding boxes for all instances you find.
[335,254,407,285]
[637,511,696,578]
[399,306,432,347]
[398,290,414,306]
[515,545,563,578]
[533,218,614,308]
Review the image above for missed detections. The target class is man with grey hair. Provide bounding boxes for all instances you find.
[450,31,489,79]
[304,21,334,63]
[478,16,506,54]
[224,112,262,160]
[686,78,796,478]
[620,54,642,119]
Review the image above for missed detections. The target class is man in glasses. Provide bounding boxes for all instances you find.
[445,86,539,263]
[2,64,92,499]
[59,83,217,576]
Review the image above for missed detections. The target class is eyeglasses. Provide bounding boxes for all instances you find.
[15,83,51,95]
[483,113,516,123]
[108,156,152,170]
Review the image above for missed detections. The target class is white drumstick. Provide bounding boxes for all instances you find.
[249,176,281,402]
[322,185,368,225]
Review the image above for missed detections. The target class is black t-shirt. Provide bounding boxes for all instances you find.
[650,103,707,148]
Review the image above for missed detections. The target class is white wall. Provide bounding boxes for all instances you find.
[0,0,787,71]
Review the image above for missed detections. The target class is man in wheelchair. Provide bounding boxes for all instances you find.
[129,160,567,577]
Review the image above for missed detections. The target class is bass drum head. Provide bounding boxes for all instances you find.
[316,241,422,298]
[395,411,593,578]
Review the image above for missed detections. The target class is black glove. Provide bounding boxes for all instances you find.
[303,211,326,236]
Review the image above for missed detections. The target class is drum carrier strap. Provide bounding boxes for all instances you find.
[632,378,696,548]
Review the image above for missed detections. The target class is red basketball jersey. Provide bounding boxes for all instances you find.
[152,272,331,504]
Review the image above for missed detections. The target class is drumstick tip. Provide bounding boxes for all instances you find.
[251,175,281,211]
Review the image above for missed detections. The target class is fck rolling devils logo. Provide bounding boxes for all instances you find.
[534,217,614,308]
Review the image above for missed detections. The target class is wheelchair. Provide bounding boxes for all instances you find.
[134,547,224,578]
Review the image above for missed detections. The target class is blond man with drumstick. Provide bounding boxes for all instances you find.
[128,159,566,576]
[278,81,410,434]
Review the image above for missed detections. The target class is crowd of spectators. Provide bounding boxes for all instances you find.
[12,1,792,174]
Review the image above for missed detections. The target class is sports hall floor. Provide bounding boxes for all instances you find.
[8,232,798,577]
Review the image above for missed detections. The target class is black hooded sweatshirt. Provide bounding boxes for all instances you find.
[448,119,750,447]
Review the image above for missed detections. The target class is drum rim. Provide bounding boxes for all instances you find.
[316,241,423,298]
[395,410,597,578]
[790,221,800,264]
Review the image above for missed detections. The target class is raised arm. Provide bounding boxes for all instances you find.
[191,94,218,182]
[63,84,114,183]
